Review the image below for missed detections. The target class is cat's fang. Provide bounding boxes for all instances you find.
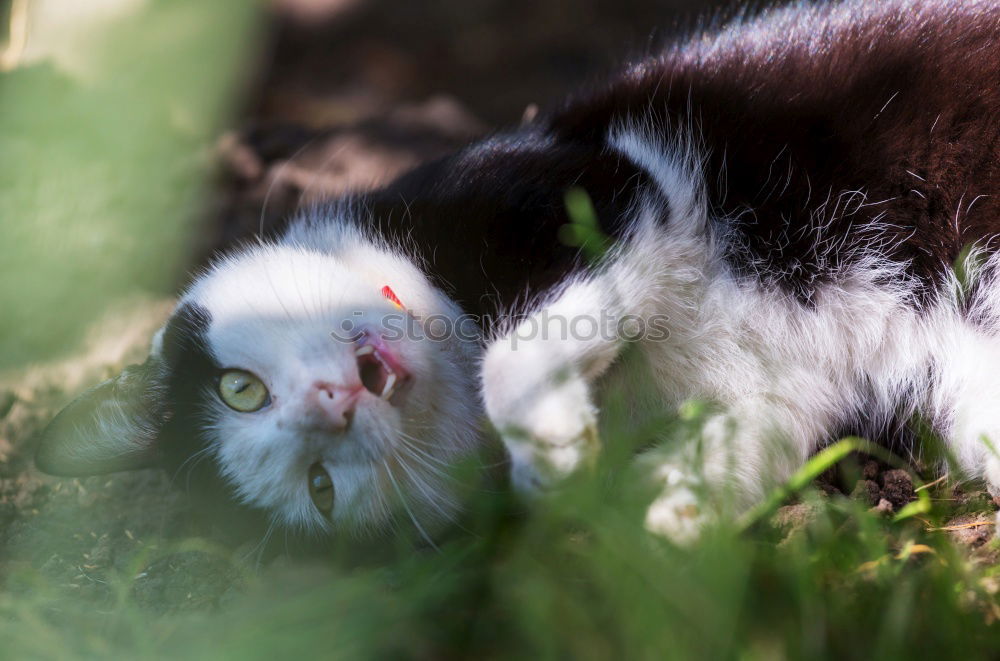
[355,344,375,357]
[381,372,398,399]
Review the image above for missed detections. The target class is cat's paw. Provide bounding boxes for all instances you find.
[495,376,600,496]
[643,464,710,545]
[483,345,599,496]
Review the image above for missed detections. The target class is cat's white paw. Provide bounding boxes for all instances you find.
[644,464,709,545]
[483,345,599,495]
[498,377,600,495]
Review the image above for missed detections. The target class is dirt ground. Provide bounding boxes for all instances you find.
[3,0,997,615]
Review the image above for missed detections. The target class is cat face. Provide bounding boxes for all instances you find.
[36,224,484,537]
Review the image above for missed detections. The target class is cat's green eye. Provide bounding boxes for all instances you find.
[308,462,334,514]
[218,369,270,412]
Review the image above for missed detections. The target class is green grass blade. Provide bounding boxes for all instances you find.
[739,437,861,530]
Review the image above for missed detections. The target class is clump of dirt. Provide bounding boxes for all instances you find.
[850,479,881,507]
[778,452,999,555]
[822,454,922,513]
[880,469,916,510]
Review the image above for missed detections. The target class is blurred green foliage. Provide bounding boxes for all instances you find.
[4,380,1000,659]
[0,0,259,368]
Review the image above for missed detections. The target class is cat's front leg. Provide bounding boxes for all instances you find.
[482,277,625,494]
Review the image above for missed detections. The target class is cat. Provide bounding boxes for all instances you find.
[35,0,1000,544]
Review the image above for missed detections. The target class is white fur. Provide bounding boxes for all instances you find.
[165,213,482,536]
[482,125,1000,543]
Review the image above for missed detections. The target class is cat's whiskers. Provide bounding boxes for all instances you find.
[397,433,507,500]
[399,430,481,467]
[400,436,470,472]
[394,428,447,452]
[253,137,335,332]
[391,450,457,524]
[171,444,216,491]
[300,137,351,205]
[395,439,455,484]
[257,132,327,241]
[243,515,279,572]
[381,458,439,550]
[400,424,509,482]
[372,462,398,534]
[470,456,509,471]
[296,141,357,327]
[396,431,457,469]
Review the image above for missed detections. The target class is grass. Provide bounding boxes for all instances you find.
[4,386,1000,660]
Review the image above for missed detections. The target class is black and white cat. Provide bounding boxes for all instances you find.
[36,0,1000,543]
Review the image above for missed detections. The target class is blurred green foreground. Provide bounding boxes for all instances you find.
[0,0,257,369]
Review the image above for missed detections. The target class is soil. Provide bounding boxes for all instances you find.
[3,0,997,615]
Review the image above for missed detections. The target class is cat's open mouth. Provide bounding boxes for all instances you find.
[355,340,410,402]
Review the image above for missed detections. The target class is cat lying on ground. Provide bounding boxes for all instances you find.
[36,0,1000,544]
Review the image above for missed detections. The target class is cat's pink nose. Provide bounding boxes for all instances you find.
[310,381,360,432]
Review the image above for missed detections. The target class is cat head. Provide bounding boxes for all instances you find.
[36,216,484,537]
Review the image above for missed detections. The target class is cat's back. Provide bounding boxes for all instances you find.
[551,0,1000,299]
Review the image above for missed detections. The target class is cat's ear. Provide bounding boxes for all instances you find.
[35,359,169,476]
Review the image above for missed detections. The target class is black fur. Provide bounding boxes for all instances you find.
[157,304,269,534]
[553,1,1000,303]
[355,128,650,320]
[347,0,1000,310]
